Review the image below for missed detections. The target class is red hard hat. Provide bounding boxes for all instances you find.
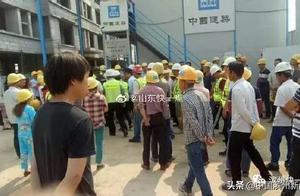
[133,64,143,74]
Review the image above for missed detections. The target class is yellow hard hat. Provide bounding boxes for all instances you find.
[100,65,106,71]
[250,122,267,140]
[141,62,148,67]
[7,73,21,85]
[257,58,267,65]
[161,60,168,65]
[45,92,52,101]
[297,59,300,64]
[243,67,252,80]
[17,73,26,80]
[37,75,45,85]
[203,62,212,68]
[31,71,38,76]
[291,54,300,61]
[178,67,197,81]
[88,77,99,90]
[17,89,33,103]
[195,70,204,83]
[152,62,164,75]
[168,62,173,67]
[37,70,43,76]
[29,99,41,110]
[200,59,208,65]
[146,70,159,83]
[114,64,122,70]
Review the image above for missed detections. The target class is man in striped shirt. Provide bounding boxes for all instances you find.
[281,87,300,196]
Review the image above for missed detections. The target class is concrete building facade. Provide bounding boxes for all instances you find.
[0,0,103,76]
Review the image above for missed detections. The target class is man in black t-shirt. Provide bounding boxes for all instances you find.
[257,58,271,119]
[31,52,96,195]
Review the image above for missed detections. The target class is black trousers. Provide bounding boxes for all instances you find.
[143,113,168,166]
[11,124,20,158]
[212,102,221,129]
[222,117,231,145]
[107,103,128,135]
[260,88,271,117]
[123,102,132,126]
[281,137,300,196]
[271,101,276,120]
[228,131,270,184]
[169,101,178,125]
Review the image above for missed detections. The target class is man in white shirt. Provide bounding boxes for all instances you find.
[266,62,299,171]
[223,61,271,190]
[3,73,22,158]
[268,58,282,122]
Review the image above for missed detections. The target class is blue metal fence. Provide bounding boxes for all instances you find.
[129,8,200,66]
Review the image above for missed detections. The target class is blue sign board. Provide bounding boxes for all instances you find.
[108,5,120,18]
[198,0,219,10]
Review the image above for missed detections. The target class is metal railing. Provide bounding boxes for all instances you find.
[129,8,200,66]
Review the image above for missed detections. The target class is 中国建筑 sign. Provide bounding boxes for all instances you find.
[184,0,235,34]
[100,0,128,32]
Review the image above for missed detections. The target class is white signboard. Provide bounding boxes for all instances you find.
[104,39,129,58]
[100,0,129,32]
[183,0,235,34]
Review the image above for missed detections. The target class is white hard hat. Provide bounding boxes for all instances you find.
[148,62,155,70]
[210,65,221,75]
[275,62,292,73]
[223,57,236,66]
[172,63,181,71]
[104,69,115,77]
[112,70,121,77]
[128,64,135,70]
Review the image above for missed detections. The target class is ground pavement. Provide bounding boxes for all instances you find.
[0,119,297,196]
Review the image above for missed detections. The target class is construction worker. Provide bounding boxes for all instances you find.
[14,89,36,177]
[114,64,122,71]
[168,62,173,70]
[152,62,174,163]
[218,57,236,156]
[177,67,214,196]
[17,74,27,89]
[224,67,263,178]
[194,70,210,100]
[212,57,220,65]
[129,65,145,143]
[257,58,271,119]
[281,87,300,196]
[98,65,107,84]
[200,59,208,70]
[266,62,299,171]
[210,64,225,130]
[202,62,214,92]
[268,58,282,122]
[291,54,300,84]
[115,70,132,129]
[4,73,22,158]
[161,60,169,70]
[141,62,148,77]
[235,54,243,62]
[138,70,169,171]
[30,71,39,99]
[103,69,128,137]
[171,63,182,129]
[222,61,271,191]
[83,77,108,171]
[147,62,154,71]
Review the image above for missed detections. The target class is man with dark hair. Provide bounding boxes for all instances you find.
[223,61,271,191]
[268,58,282,122]
[267,62,299,171]
[31,52,96,195]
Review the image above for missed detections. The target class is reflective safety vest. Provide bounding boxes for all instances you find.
[103,79,123,103]
[137,77,146,90]
[120,80,129,101]
[213,78,225,103]
[221,79,230,107]
[172,79,182,102]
